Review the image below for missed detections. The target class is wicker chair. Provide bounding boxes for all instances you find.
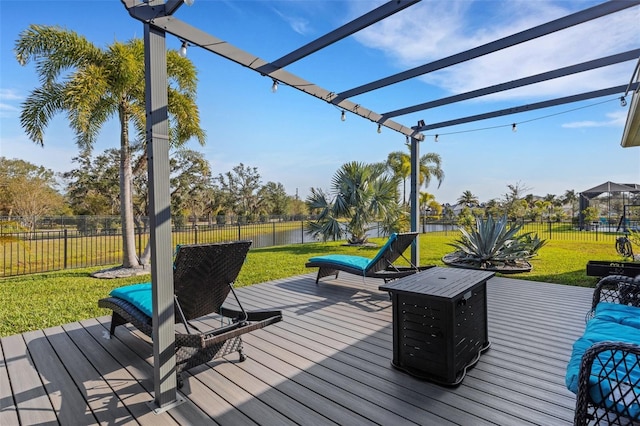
[305,232,433,284]
[98,241,282,386]
[569,274,640,425]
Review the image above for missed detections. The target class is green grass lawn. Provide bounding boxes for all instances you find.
[0,234,628,337]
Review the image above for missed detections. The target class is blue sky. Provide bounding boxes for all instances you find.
[1,0,639,205]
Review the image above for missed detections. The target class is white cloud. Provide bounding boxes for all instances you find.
[0,89,23,101]
[272,8,312,36]
[353,1,640,101]
[0,89,22,118]
[562,110,628,128]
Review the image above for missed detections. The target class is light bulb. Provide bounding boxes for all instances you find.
[179,41,188,58]
[512,123,517,132]
[434,134,439,142]
[620,96,627,107]
[271,80,278,93]
[341,110,346,122]
[184,0,194,5]
[377,124,382,134]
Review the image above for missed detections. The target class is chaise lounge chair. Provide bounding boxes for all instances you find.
[98,241,282,386]
[305,232,433,284]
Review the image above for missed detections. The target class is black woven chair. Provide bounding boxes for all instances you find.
[98,241,282,386]
[305,232,433,284]
[571,274,640,425]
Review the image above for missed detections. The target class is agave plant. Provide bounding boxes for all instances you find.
[445,215,546,271]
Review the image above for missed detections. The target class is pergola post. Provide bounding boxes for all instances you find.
[409,133,420,265]
[144,21,180,411]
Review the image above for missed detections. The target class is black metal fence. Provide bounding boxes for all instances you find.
[420,218,635,242]
[0,216,631,278]
[0,220,322,277]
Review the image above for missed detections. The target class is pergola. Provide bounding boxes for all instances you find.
[119,0,640,411]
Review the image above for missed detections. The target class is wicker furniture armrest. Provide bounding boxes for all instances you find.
[592,275,640,309]
[574,341,640,425]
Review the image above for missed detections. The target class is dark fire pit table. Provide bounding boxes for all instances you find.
[380,267,495,386]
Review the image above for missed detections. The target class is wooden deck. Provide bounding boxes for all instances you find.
[1,272,594,425]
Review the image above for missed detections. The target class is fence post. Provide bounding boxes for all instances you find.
[548,220,552,240]
[237,223,241,241]
[272,222,276,246]
[63,229,68,269]
[301,221,304,244]
[194,224,198,245]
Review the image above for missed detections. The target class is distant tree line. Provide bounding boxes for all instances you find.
[0,155,308,229]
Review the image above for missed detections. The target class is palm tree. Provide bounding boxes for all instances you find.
[306,161,401,244]
[386,147,444,206]
[15,24,205,268]
[457,190,479,207]
[386,151,411,205]
[417,152,445,191]
[419,191,435,214]
[563,189,578,221]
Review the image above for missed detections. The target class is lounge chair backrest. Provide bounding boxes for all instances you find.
[366,232,417,273]
[173,241,252,321]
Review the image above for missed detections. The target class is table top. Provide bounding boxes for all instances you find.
[379,266,495,299]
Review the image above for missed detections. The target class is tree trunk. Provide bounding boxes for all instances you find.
[119,109,140,268]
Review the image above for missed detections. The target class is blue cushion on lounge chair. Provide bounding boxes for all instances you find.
[566,318,640,418]
[594,302,640,329]
[365,233,397,269]
[306,254,371,272]
[307,233,400,273]
[110,282,152,317]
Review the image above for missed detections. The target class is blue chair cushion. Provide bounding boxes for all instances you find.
[366,233,397,269]
[594,302,640,329]
[110,282,153,317]
[307,254,371,272]
[566,318,640,418]
[308,233,400,274]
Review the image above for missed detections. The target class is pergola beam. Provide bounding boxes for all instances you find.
[383,49,640,118]
[270,0,419,69]
[417,83,640,132]
[335,0,640,101]
[145,14,424,139]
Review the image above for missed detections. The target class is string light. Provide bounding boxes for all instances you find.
[620,96,627,107]
[423,95,622,140]
[341,110,346,121]
[434,134,439,142]
[179,40,188,57]
[184,0,194,5]
[377,124,382,134]
[271,79,278,93]
[512,123,517,132]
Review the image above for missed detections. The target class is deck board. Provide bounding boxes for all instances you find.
[1,272,595,425]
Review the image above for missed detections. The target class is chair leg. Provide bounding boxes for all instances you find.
[110,312,128,336]
[177,373,184,389]
[316,267,339,284]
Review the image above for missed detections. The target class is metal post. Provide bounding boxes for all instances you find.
[409,134,420,265]
[63,229,68,270]
[144,21,180,411]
